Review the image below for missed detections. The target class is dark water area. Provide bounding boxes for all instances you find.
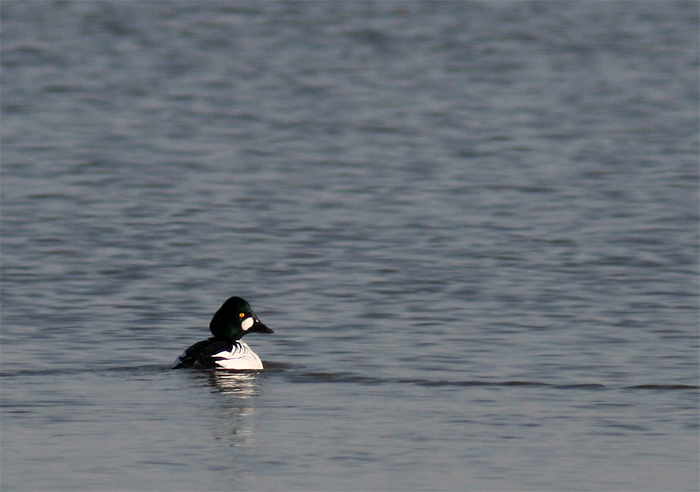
[1,1,698,490]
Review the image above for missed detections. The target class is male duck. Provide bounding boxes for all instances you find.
[172,296,273,370]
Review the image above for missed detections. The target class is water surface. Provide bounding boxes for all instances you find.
[2,1,698,490]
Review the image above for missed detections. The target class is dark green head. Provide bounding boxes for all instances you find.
[209,296,274,340]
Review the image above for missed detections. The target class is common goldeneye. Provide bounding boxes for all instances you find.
[172,296,273,370]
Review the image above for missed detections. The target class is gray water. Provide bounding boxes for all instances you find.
[1,1,698,491]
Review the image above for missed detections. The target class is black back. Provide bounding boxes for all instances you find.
[172,338,237,369]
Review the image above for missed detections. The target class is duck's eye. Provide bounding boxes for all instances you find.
[239,312,245,318]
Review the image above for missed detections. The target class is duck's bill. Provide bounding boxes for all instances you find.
[252,322,274,334]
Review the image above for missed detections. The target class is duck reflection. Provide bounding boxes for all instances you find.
[205,371,264,447]
[207,370,262,397]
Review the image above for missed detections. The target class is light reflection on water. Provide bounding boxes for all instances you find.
[207,371,262,396]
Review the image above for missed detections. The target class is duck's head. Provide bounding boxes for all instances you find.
[209,296,274,340]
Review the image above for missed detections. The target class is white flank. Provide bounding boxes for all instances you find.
[213,341,263,370]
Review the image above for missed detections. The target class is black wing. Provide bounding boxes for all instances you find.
[172,338,235,369]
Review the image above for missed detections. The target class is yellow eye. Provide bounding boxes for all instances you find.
[239,312,245,318]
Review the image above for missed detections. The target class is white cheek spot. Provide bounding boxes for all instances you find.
[241,317,254,331]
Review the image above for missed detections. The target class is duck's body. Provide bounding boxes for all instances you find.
[173,338,264,370]
[173,296,273,371]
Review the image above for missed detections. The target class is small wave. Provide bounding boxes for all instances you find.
[624,384,699,390]
[398,379,609,390]
[4,365,697,392]
[281,370,698,391]
[287,371,384,385]
[0,363,171,379]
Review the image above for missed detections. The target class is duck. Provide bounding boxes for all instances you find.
[172,296,274,370]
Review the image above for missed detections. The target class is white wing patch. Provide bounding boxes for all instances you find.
[213,341,263,370]
[241,317,254,331]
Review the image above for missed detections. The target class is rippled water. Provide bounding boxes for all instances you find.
[2,1,698,491]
